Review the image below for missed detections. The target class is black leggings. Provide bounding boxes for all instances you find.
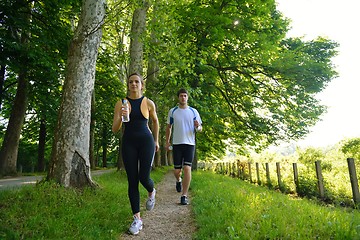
[122,132,155,214]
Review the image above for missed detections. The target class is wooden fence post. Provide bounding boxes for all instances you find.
[276,162,282,191]
[347,158,360,205]
[248,162,252,183]
[256,162,261,185]
[315,160,325,199]
[232,162,236,177]
[265,163,271,187]
[236,160,240,178]
[239,162,245,180]
[293,163,299,193]
[236,161,240,179]
[229,162,232,176]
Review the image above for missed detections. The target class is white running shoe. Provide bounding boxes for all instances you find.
[146,188,156,211]
[129,216,143,235]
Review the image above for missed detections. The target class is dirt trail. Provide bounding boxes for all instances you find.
[120,170,196,239]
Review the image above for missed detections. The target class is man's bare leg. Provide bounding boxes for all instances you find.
[174,168,182,182]
[182,165,192,196]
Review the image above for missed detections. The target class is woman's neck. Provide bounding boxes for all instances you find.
[128,92,142,99]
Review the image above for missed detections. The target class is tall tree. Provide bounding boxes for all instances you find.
[157,0,338,159]
[47,0,106,188]
[0,0,79,175]
[89,91,96,169]
[0,0,31,175]
[129,0,149,74]
[146,3,162,167]
[37,118,46,172]
[0,65,5,110]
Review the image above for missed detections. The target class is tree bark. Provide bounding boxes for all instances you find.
[129,1,149,74]
[47,0,105,188]
[146,5,161,167]
[101,124,107,168]
[0,70,28,176]
[89,90,96,169]
[0,65,5,110]
[37,118,46,172]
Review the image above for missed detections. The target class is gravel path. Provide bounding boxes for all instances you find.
[120,170,196,239]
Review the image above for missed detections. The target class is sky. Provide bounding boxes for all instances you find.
[275,0,360,148]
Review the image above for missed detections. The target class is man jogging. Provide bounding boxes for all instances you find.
[165,88,202,205]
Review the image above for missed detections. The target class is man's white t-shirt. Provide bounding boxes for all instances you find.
[167,106,202,145]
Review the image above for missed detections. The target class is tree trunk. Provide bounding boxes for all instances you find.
[101,124,107,168]
[95,143,100,168]
[47,0,105,188]
[89,90,96,169]
[0,1,31,176]
[0,70,29,176]
[146,7,161,167]
[161,145,168,166]
[0,65,5,110]
[37,118,46,172]
[129,1,149,74]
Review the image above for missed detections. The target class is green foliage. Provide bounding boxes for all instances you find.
[16,141,40,173]
[0,0,340,172]
[296,174,319,198]
[0,0,81,169]
[144,0,339,159]
[341,137,360,160]
[192,171,360,239]
[297,147,325,167]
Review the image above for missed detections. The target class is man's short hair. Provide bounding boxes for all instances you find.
[177,88,188,97]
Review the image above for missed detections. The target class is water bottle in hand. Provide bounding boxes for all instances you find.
[122,99,130,122]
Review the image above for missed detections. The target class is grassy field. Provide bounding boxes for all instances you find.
[1,167,360,239]
[191,170,360,239]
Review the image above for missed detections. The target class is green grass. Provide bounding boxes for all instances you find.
[0,167,169,240]
[2,167,360,239]
[191,170,360,239]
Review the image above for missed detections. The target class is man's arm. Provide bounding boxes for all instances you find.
[165,123,172,150]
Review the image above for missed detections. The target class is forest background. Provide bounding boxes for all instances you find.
[1,0,357,184]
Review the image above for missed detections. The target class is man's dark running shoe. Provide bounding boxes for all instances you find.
[180,195,189,205]
[176,181,182,193]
